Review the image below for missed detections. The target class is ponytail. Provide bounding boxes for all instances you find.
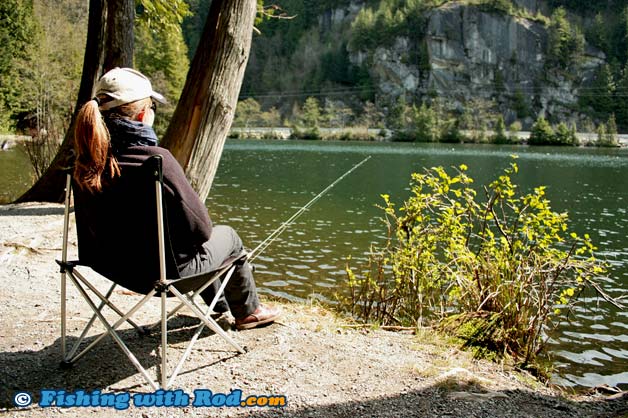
[73,99,120,193]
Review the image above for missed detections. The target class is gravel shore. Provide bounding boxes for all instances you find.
[0,202,626,417]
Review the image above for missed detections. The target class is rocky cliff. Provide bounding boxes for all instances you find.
[243,0,615,129]
[344,1,606,127]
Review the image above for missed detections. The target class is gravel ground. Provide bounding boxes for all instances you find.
[0,202,626,418]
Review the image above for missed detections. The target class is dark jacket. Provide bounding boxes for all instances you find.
[73,145,213,293]
[116,146,213,266]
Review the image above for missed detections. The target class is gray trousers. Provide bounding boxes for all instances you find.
[178,225,259,319]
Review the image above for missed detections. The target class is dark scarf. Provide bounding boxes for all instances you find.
[105,117,158,155]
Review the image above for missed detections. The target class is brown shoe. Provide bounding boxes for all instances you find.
[235,305,281,330]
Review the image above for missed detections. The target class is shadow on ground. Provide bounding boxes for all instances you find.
[243,384,627,418]
[0,315,240,409]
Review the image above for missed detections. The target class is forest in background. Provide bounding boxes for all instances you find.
[1,0,627,146]
[236,0,628,136]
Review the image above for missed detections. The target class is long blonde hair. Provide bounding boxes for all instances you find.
[73,97,150,193]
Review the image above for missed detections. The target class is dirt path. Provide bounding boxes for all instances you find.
[0,202,626,417]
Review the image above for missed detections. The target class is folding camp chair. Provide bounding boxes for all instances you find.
[56,155,247,389]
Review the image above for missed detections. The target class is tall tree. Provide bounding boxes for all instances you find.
[15,0,135,203]
[160,0,257,201]
[0,0,37,131]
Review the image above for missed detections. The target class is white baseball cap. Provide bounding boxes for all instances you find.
[95,67,167,111]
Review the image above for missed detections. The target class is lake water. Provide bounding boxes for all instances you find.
[2,139,626,389]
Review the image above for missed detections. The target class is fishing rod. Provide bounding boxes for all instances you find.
[247,155,371,262]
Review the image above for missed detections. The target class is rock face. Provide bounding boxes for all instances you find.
[425,4,548,119]
[348,2,606,127]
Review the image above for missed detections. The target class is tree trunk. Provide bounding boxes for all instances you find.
[104,0,134,72]
[14,0,134,203]
[160,0,257,201]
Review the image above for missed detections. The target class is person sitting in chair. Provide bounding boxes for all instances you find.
[73,67,280,330]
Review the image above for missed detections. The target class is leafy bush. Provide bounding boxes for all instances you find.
[491,115,510,144]
[340,160,606,367]
[528,116,555,145]
[553,122,578,145]
[324,128,377,141]
[290,126,321,140]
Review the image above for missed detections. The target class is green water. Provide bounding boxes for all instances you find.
[1,140,627,388]
[0,146,33,203]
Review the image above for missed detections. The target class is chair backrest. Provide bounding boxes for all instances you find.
[73,155,180,294]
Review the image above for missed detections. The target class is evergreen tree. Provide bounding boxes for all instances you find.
[491,115,509,144]
[359,101,383,130]
[547,7,584,69]
[528,116,555,145]
[554,122,576,145]
[587,12,608,53]
[387,95,408,130]
[580,64,615,119]
[616,63,628,128]
[605,114,619,146]
[301,97,322,128]
[0,0,37,130]
[411,103,439,143]
[135,20,190,136]
[596,122,609,146]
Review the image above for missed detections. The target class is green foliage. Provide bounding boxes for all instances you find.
[135,20,190,137]
[616,64,628,127]
[410,103,441,142]
[512,89,530,120]
[6,0,87,137]
[290,125,321,140]
[359,101,384,129]
[586,13,608,53]
[476,0,515,15]
[233,98,281,128]
[546,7,584,70]
[597,115,619,147]
[579,64,616,119]
[553,121,577,145]
[300,97,322,128]
[528,116,555,145]
[0,0,38,131]
[182,0,211,60]
[460,98,496,143]
[340,160,606,366]
[528,116,577,146]
[234,98,262,128]
[491,115,509,144]
[136,0,191,34]
[323,127,379,141]
[323,100,354,129]
[349,0,430,51]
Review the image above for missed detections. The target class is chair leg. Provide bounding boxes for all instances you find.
[161,291,168,389]
[163,261,235,321]
[64,283,117,361]
[71,269,144,332]
[168,286,246,354]
[63,271,156,364]
[61,270,67,360]
[67,274,160,389]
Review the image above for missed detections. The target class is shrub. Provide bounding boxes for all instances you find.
[491,115,510,144]
[324,128,376,142]
[528,116,555,145]
[340,160,607,368]
[553,122,577,145]
[290,126,321,140]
